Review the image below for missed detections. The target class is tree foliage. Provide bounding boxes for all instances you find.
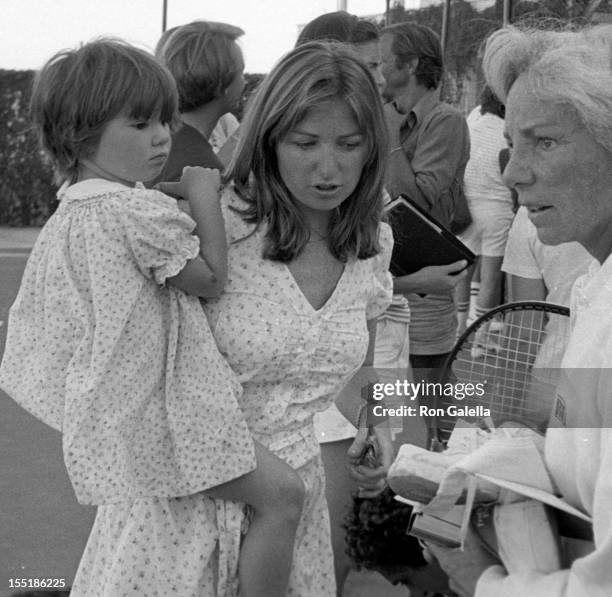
[509,0,610,24]
[0,69,56,226]
[384,0,610,103]
[388,0,496,79]
[386,0,611,76]
[235,73,264,121]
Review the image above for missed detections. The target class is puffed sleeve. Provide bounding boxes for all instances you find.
[366,222,394,320]
[118,187,200,284]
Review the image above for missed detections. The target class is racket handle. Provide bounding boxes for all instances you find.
[430,437,446,452]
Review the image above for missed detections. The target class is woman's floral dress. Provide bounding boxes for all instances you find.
[202,188,394,596]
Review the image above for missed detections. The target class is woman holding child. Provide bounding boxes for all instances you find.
[0,35,394,596]
[201,40,396,595]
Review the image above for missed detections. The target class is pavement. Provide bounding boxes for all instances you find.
[0,227,96,594]
[0,227,41,254]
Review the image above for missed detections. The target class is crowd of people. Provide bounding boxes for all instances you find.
[0,9,611,597]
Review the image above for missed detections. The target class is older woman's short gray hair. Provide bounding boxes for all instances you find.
[482,24,612,152]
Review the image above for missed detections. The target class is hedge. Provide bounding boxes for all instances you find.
[0,69,56,226]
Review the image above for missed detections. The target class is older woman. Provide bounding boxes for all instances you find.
[426,24,612,597]
[203,41,395,595]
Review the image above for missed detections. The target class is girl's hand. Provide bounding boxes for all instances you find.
[156,167,221,203]
[158,166,227,298]
[181,166,222,203]
[347,424,394,498]
[425,526,501,597]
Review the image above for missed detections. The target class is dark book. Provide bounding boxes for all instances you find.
[384,194,475,277]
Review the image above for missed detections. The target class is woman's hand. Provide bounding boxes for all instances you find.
[425,525,501,597]
[347,423,395,498]
[394,260,468,295]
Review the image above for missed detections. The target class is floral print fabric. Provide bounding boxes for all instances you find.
[202,187,394,596]
[0,179,255,505]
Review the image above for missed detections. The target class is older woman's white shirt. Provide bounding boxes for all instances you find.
[476,257,612,596]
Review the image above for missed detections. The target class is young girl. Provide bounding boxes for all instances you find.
[0,39,304,597]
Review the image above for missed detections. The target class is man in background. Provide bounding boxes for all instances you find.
[380,22,470,382]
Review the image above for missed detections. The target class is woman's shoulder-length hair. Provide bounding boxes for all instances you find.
[225,41,389,263]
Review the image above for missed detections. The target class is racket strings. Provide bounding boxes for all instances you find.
[436,305,570,439]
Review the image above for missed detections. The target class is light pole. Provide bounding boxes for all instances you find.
[441,0,450,54]
[162,0,168,32]
[503,0,512,25]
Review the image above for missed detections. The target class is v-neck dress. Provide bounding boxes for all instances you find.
[202,188,394,596]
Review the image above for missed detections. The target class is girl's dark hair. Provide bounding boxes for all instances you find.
[30,38,178,184]
[226,41,388,263]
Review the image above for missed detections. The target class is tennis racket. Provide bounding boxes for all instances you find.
[430,301,570,447]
